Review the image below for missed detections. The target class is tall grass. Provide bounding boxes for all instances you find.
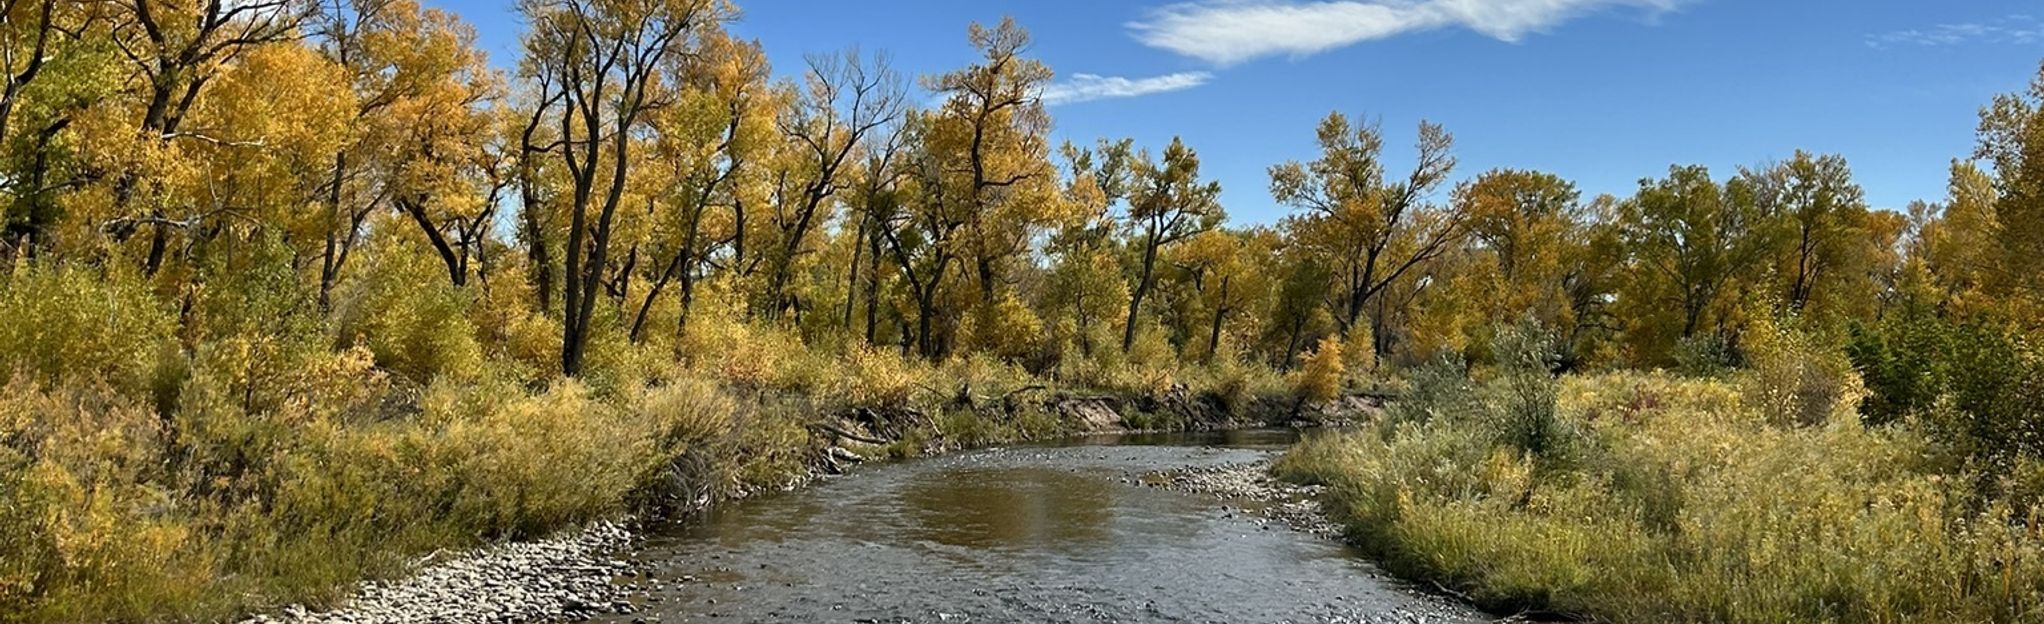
[1280,334,2044,622]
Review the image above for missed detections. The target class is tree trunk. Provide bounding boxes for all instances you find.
[843,211,867,333]
[863,223,882,345]
[319,152,347,309]
[1122,229,1159,351]
[1205,276,1231,363]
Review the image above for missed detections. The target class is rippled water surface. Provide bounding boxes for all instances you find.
[600,430,1486,623]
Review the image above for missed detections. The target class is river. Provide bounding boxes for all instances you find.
[593,430,1488,623]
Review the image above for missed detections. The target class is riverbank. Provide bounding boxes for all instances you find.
[1276,370,2044,623]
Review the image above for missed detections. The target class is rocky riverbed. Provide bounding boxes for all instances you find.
[1141,457,1343,539]
[242,521,653,624]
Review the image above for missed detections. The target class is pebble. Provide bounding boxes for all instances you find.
[240,521,644,624]
[1140,460,1343,539]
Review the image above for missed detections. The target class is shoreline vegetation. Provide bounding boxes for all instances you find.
[3,0,2044,622]
[0,282,1324,621]
[1277,322,2044,623]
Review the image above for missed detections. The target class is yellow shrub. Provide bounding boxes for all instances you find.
[0,264,174,392]
[636,378,737,453]
[1294,336,1344,404]
[960,293,1046,363]
[332,246,484,384]
[0,381,208,621]
[835,346,927,407]
[1737,316,1864,428]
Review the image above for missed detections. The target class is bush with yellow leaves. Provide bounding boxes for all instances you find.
[0,263,174,394]
[1737,313,1864,428]
[331,244,484,384]
[1293,336,1344,405]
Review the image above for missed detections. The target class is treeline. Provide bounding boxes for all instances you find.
[3,0,2037,382]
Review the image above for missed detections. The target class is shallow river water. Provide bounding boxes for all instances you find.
[596,430,1488,624]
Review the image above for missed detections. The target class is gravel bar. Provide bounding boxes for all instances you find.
[1142,458,1343,538]
[241,520,654,624]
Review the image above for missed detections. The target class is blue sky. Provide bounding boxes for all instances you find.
[428,0,2044,223]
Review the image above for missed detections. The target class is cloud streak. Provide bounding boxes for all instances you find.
[1129,0,1689,65]
[1039,71,1215,105]
[1866,15,2043,49]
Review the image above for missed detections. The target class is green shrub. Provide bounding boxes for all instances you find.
[0,263,174,392]
[1845,306,1949,426]
[1484,323,1577,468]
[1671,332,1740,377]
[1931,322,2044,470]
[1847,309,2044,475]
[332,245,483,384]
[1386,352,1475,427]
[1736,314,1862,428]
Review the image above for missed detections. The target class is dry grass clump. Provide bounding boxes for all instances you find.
[1281,364,2044,623]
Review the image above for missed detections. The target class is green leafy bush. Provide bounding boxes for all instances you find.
[1736,314,1862,428]
[332,246,484,384]
[1844,306,1949,426]
[0,263,174,393]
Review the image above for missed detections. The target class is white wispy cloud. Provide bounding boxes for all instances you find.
[1129,0,1690,65]
[1039,71,1215,105]
[1866,14,2043,49]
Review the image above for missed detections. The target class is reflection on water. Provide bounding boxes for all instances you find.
[602,429,1481,624]
[902,467,1113,552]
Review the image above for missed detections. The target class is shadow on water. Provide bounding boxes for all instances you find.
[1050,426,1313,450]
[602,427,1482,624]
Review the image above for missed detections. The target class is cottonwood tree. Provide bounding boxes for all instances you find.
[1739,150,1870,315]
[840,116,910,344]
[1454,169,1585,339]
[1976,61,2044,319]
[1121,136,1221,351]
[921,17,1059,309]
[366,1,501,288]
[2,2,115,255]
[628,30,772,342]
[0,0,59,149]
[520,0,724,375]
[876,113,965,357]
[756,48,902,320]
[105,0,314,274]
[1271,114,1463,356]
[1919,161,2001,313]
[1176,227,1274,363]
[311,0,501,300]
[1040,137,1132,358]
[1617,165,1776,363]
